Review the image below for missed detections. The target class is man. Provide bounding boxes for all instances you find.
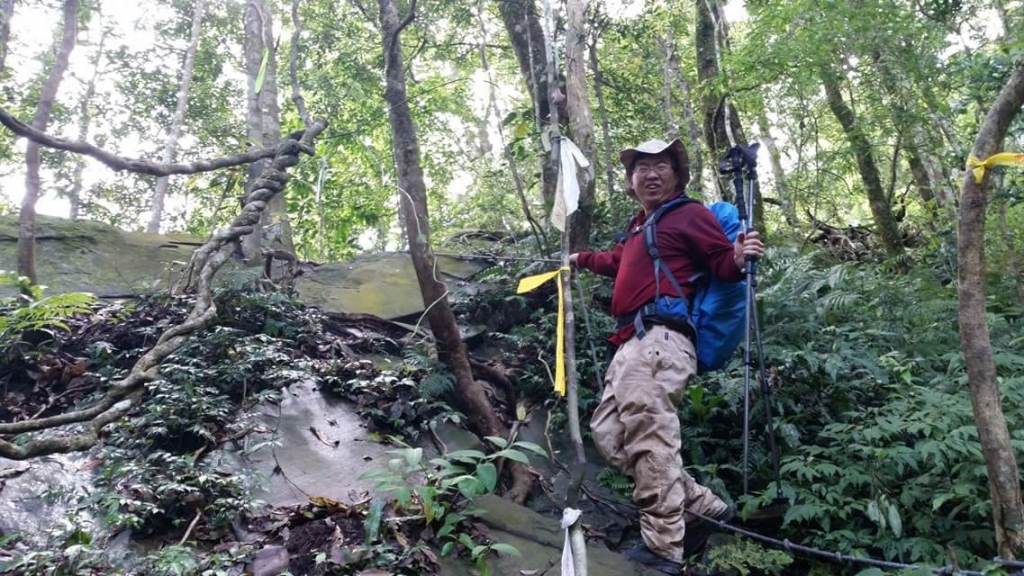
[570,138,764,575]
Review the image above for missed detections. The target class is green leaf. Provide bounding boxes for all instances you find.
[512,441,548,457]
[476,462,497,493]
[254,48,270,94]
[458,477,481,499]
[887,501,903,538]
[485,436,508,448]
[489,543,521,557]
[489,449,530,465]
[447,449,487,463]
[471,544,488,559]
[364,498,385,542]
[459,533,476,549]
[854,569,885,576]
[441,541,454,556]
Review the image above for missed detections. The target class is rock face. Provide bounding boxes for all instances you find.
[0,453,95,545]
[239,379,392,507]
[0,215,488,320]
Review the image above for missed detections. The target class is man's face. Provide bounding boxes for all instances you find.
[630,152,679,212]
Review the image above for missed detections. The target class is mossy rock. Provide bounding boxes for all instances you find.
[0,215,202,297]
[1,216,490,320]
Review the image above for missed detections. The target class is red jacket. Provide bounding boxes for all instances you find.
[576,194,744,346]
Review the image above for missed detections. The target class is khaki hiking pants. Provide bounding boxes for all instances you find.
[591,324,728,564]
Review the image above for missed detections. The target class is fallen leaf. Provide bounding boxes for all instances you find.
[76,459,103,472]
[309,426,335,448]
[520,571,540,576]
[516,402,528,422]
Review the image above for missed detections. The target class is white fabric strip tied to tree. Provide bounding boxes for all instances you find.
[560,507,586,576]
[550,136,591,231]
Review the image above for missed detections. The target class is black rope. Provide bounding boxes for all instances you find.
[681,508,1022,576]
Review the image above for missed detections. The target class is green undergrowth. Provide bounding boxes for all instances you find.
[0,287,477,575]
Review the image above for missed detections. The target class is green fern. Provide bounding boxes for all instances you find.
[596,467,634,497]
[420,372,455,400]
[0,274,95,345]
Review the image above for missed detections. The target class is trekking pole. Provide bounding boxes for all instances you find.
[722,145,754,495]
[736,145,787,504]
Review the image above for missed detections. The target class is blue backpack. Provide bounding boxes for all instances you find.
[626,197,747,373]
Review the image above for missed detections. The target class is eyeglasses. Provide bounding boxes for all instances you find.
[634,163,674,176]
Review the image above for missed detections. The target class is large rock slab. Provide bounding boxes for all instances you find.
[0,215,199,296]
[0,216,490,321]
[295,253,487,320]
[241,379,393,507]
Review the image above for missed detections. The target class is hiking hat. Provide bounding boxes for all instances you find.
[620,138,690,195]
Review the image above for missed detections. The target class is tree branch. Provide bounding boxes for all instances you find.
[385,0,416,59]
[0,105,280,177]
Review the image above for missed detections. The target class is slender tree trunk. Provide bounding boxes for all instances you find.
[497,0,560,206]
[476,3,545,250]
[379,0,530,502]
[958,62,1024,560]
[565,0,594,252]
[148,0,205,233]
[671,56,705,199]
[662,31,678,139]
[17,0,78,284]
[756,111,792,223]
[242,0,289,260]
[820,65,904,257]
[69,27,108,220]
[0,0,13,74]
[588,36,616,200]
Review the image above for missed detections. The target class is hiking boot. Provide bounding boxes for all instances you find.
[622,543,684,575]
[683,506,735,558]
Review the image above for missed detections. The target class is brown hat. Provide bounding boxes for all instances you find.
[619,138,690,195]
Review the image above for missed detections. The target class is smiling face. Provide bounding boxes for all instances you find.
[629,152,680,213]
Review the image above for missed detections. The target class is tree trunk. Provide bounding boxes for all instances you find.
[17,0,78,285]
[0,0,13,73]
[820,64,904,258]
[588,35,616,200]
[497,0,560,205]
[68,27,107,220]
[148,0,205,233]
[669,51,705,199]
[379,0,530,502]
[241,0,290,261]
[957,62,1024,560]
[694,0,762,226]
[756,110,792,224]
[907,152,936,211]
[565,0,594,252]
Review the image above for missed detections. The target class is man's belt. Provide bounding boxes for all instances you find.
[616,303,695,342]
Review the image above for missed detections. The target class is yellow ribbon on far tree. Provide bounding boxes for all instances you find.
[516,266,572,396]
[966,152,1024,183]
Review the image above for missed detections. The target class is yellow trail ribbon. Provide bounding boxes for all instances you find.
[516,266,572,396]
[967,152,1024,183]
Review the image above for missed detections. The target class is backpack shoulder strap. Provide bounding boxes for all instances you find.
[644,197,697,300]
